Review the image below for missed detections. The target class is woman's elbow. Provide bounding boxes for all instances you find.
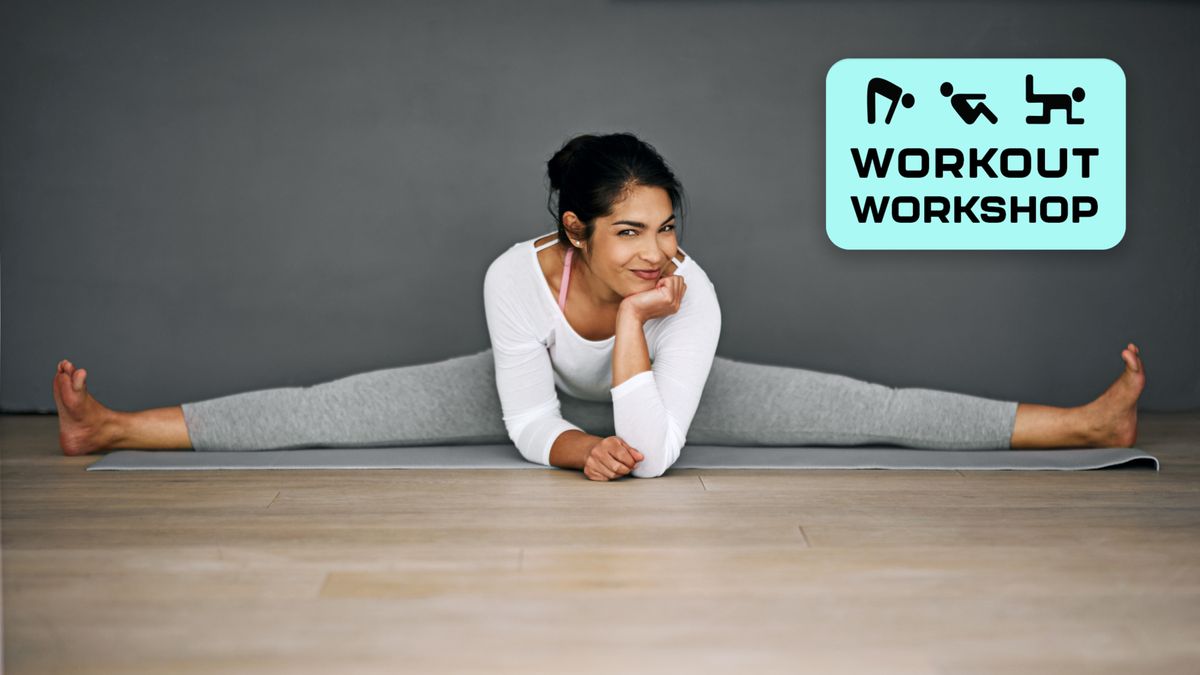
[630,464,667,478]
[623,421,686,478]
[509,430,548,467]
[630,448,681,478]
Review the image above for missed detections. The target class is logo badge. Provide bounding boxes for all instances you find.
[826,58,1126,250]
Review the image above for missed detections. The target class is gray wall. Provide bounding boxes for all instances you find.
[3,0,1197,414]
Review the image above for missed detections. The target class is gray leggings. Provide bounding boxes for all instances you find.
[180,349,1018,453]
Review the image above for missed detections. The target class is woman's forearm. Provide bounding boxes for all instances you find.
[548,429,604,470]
[548,306,647,472]
[612,305,651,388]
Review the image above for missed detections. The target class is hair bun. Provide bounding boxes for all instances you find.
[547,133,597,192]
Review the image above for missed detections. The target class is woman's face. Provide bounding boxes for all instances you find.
[568,184,678,301]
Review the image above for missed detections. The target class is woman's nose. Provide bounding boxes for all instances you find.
[641,247,667,266]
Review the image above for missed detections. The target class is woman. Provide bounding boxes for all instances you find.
[53,132,1146,481]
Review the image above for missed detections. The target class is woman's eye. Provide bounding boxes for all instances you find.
[619,224,674,237]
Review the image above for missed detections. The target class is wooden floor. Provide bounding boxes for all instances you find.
[2,412,1198,674]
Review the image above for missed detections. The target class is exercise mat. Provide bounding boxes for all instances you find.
[86,444,1159,472]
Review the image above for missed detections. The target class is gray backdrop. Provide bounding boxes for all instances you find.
[2,0,1197,414]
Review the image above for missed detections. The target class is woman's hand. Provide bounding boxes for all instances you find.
[583,436,645,481]
[619,275,687,324]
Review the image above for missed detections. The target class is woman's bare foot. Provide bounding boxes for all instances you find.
[53,359,120,455]
[1076,343,1145,448]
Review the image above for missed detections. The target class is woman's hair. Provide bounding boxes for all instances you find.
[545,132,686,249]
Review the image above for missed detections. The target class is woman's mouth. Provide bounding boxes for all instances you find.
[632,269,661,281]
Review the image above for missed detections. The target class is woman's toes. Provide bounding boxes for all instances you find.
[56,370,80,411]
[57,370,73,400]
[56,367,92,415]
[52,371,65,408]
[1125,346,1145,373]
[1121,350,1139,373]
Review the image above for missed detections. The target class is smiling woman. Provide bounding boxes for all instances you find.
[54,132,1146,482]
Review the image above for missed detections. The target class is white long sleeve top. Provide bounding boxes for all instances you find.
[482,231,722,478]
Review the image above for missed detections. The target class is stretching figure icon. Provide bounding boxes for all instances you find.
[1025,73,1086,125]
[866,77,915,124]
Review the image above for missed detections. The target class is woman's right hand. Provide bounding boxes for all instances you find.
[583,436,645,481]
[619,275,687,324]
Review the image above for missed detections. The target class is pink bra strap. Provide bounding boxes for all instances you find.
[557,247,573,311]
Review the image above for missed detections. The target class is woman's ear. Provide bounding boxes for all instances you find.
[562,213,585,247]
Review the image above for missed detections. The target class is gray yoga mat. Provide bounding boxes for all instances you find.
[86,444,1160,472]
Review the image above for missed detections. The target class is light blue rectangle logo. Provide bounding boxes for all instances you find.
[825,58,1126,250]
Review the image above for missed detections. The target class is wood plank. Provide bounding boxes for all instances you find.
[3,412,1198,674]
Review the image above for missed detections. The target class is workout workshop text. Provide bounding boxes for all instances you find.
[848,145,1099,225]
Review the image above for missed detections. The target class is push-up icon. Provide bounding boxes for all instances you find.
[866,77,915,124]
[1025,73,1085,125]
[940,81,998,124]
